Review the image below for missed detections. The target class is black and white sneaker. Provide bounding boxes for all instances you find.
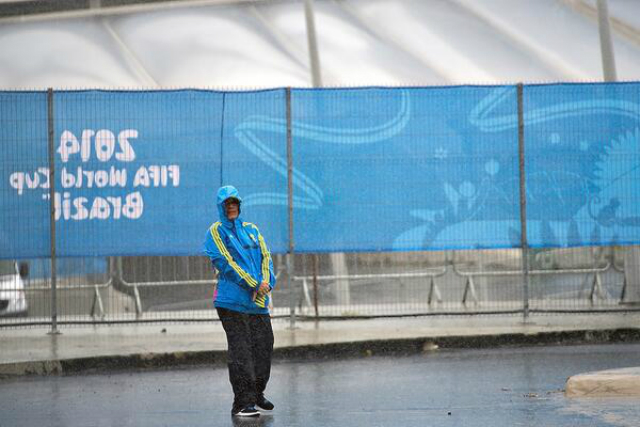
[256,396,274,411]
[233,406,260,417]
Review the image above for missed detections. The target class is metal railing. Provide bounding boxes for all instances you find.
[3,249,639,328]
[287,255,632,319]
[294,268,448,316]
[453,263,618,307]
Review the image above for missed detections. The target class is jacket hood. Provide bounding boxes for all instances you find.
[217,185,242,226]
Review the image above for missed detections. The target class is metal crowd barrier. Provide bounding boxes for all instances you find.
[293,262,625,315]
[117,277,217,316]
[293,267,448,317]
[452,263,616,306]
[22,278,112,319]
[4,256,632,327]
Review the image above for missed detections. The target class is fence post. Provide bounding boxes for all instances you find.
[313,254,319,318]
[47,88,60,335]
[304,0,323,87]
[286,87,296,329]
[596,0,617,82]
[517,83,530,321]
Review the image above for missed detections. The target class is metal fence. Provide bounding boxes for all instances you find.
[2,83,640,329]
[1,246,637,329]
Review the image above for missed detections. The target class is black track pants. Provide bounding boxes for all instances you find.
[216,307,274,412]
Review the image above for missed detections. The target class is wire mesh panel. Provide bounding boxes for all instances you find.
[0,92,49,324]
[287,86,522,316]
[523,82,640,311]
[109,89,288,322]
[291,250,527,317]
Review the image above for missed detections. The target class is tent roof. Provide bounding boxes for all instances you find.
[2,0,640,89]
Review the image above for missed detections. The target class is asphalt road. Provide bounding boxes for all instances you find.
[2,343,640,427]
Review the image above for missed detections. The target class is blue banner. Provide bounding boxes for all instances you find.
[287,86,520,252]
[523,83,640,248]
[0,91,50,258]
[1,83,639,258]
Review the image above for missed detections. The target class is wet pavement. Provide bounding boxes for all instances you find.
[3,313,640,372]
[2,343,640,427]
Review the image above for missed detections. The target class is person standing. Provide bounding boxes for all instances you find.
[203,185,276,417]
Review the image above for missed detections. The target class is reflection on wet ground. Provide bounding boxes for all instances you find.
[1,343,640,427]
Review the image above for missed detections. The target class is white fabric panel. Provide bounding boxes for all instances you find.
[109,5,309,88]
[0,19,143,88]
[1,0,640,89]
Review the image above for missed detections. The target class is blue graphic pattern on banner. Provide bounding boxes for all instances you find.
[287,87,520,252]
[1,83,639,258]
[523,84,640,248]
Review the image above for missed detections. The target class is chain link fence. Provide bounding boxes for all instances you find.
[2,83,640,328]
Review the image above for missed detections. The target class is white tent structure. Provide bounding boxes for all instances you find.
[2,0,640,89]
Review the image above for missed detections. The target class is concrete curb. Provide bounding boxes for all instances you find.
[2,327,640,378]
[566,367,640,397]
[0,360,63,376]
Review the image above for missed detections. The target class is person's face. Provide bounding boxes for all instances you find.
[225,199,240,220]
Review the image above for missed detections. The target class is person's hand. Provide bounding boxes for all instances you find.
[252,282,270,301]
[257,282,270,296]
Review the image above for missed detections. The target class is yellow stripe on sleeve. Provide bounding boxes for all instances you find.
[210,223,258,288]
[258,233,271,286]
[243,222,271,287]
[254,294,267,308]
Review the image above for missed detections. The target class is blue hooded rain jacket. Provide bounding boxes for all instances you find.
[203,185,275,314]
